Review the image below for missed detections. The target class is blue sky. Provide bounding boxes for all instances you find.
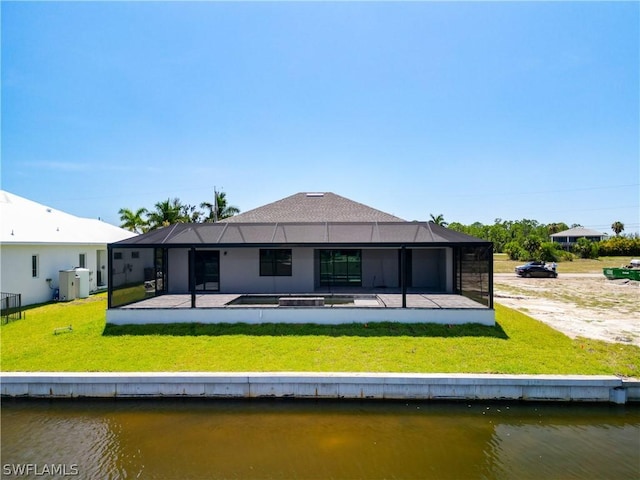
[2,1,638,234]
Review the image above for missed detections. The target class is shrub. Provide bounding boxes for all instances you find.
[504,241,526,261]
[573,238,599,259]
[598,236,640,256]
[557,250,574,262]
[539,242,561,262]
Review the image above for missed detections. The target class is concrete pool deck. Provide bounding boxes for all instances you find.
[118,293,485,309]
[2,372,639,404]
[108,293,495,325]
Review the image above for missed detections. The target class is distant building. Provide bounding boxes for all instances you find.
[550,227,608,248]
[0,190,136,306]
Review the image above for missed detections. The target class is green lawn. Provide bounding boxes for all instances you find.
[1,294,638,377]
[493,254,631,274]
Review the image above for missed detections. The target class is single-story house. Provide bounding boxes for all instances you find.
[0,190,136,306]
[107,193,494,326]
[550,227,608,248]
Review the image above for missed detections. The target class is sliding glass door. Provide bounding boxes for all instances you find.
[319,250,361,287]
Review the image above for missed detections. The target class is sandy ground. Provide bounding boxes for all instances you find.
[494,273,640,346]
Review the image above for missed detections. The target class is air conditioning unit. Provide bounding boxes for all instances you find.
[74,268,90,298]
[58,270,76,301]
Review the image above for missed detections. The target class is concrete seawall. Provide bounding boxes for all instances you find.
[2,373,639,404]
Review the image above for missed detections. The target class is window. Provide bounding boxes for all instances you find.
[79,253,86,268]
[260,249,292,276]
[31,255,39,278]
[114,252,123,260]
[131,251,140,259]
[319,250,361,286]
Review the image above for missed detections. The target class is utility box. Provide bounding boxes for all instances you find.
[75,268,90,298]
[58,270,77,301]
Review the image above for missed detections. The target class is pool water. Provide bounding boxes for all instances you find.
[226,294,381,306]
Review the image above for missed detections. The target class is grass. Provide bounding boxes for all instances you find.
[493,254,631,274]
[112,284,149,306]
[1,294,638,377]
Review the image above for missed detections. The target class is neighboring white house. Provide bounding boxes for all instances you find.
[550,227,608,248]
[0,190,136,306]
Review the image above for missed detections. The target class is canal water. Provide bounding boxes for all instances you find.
[2,399,638,479]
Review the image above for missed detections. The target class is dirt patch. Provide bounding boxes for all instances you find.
[494,274,640,346]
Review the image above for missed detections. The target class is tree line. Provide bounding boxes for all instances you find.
[118,191,239,233]
[430,214,639,260]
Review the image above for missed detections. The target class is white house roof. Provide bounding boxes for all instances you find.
[550,227,607,238]
[0,190,136,245]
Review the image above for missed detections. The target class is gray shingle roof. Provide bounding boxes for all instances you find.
[222,192,405,223]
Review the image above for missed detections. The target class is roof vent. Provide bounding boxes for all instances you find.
[306,193,324,197]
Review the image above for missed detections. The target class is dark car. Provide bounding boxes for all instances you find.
[515,262,557,278]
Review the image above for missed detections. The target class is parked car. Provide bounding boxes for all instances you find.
[515,261,557,278]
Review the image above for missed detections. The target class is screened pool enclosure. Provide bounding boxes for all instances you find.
[107,221,493,324]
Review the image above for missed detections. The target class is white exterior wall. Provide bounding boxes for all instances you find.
[0,244,109,306]
[108,305,496,326]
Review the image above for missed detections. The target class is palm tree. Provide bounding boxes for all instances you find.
[181,204,203,223]
[547,222,567,235]
[146,198,185,230]
[200,191,240,222]
[429,213,448,227]
[118,207,148,233]
[611,221,624,236]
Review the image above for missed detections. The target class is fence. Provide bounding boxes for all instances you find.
[1,292,22,325]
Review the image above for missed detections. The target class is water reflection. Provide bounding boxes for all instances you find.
[1,404,124,478]
[2,399,638,479]
[486,423,639,480]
